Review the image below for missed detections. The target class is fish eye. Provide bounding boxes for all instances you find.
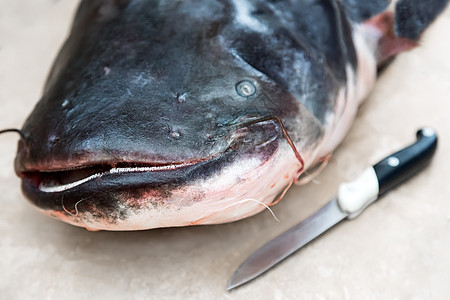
[236,80,256,97]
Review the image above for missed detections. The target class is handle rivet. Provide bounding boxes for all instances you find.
[422,127,435,137]
[387,156,400,167]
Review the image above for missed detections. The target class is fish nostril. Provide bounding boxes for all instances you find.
[103,66,111,76]
[176,92,188,103]
[170,131,181,139]
[48,135,60,144]
[61,98,70,108]
[168,127,182,139]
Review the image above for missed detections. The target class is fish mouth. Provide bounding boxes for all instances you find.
[20,157,219,194]
[18,118,285,192]
[16,117,295,229]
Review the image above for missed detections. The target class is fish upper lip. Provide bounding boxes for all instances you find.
[19,156,217,174]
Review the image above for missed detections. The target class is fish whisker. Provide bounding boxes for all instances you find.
[0,128,26,140]
[238,116,304,170]
[222,198,280,222]
[61,195,91,216]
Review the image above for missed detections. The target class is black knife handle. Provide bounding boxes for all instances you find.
[373,128,438,196]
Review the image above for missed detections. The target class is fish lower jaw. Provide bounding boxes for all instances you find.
[33,147,301,231]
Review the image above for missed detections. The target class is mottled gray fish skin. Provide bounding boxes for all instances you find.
[13,0,448,230]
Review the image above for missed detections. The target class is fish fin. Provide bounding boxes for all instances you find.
[395,0,449,40]
[364,0,449,64]
[365,12,418,64]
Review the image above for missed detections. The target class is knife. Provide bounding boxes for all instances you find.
[227,127,438,290]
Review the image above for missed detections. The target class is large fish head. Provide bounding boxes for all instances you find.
[15,1,324,230]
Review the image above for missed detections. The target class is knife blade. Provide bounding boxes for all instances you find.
[227,128,438,290]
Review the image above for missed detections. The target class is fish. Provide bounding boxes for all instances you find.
[10,0,448,231]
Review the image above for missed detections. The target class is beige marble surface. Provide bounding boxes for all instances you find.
[1,1,449,299]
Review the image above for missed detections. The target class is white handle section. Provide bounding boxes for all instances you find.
[337,167,380,219]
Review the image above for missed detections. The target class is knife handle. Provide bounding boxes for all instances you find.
[338,128,438,219]
[374,128,438,195]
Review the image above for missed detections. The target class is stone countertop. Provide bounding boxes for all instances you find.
[1,1,449,299]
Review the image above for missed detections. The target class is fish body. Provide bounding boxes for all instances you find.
[14,0,448,230]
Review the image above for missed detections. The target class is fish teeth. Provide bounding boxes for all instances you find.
[39,164,190,193]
